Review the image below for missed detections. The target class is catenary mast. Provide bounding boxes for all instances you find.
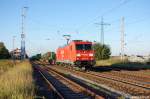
[20,7,28,60]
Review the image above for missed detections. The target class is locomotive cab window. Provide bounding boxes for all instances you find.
[76,44,92,50]
[84,44,92,50]
[76,44,83,50]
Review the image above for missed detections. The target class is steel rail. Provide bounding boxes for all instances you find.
[38,68,64,99]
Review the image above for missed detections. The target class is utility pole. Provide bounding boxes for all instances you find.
[21,7,28,60]
[12,36,16,63]
[63,35,71,45]
[13,36,16,54]
[120,17,125,62]
[95,16,110,45]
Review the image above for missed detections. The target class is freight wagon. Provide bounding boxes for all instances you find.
[42,52,56,65]
[56,40,95,68]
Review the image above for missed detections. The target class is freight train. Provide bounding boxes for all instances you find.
[56,40,95,68]
[42,52,56,65]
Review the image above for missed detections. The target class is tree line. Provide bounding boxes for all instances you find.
[0,42,11,59]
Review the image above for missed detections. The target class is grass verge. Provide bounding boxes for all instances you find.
[0,60,34,99]
[96,57,123,66]
[0,60,14,74]
[96,57,150,70]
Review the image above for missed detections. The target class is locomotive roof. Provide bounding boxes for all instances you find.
[73,40,92,43]
[58,40,92,48]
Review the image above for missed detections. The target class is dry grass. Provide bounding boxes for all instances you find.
[0,60,34,99]
[96,57,122,66]
[96,57,150,70]
[0,60,14,74]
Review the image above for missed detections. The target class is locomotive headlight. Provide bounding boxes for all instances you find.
[76,53,81,57]
[89,53,93,56]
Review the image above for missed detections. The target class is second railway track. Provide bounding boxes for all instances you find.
[46,64,150,97]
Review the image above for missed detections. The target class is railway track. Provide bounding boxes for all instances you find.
[101,71,150,83]
[34,64,103,99]
[48,65,150,97]
[118,70,150,79]
[88,71,150,88]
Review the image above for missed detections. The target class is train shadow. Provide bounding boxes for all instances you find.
[90,62,150,72]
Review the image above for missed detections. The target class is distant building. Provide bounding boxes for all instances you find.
[10,48,21,59]
[128,55,149,63]
[143,56,150,62]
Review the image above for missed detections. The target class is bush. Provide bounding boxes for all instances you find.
[147,58,150,64]
[30,54,41,61]
[0,42,11,59]
[93,43,111,60]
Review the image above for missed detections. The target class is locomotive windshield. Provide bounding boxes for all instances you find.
[76,44,92,50]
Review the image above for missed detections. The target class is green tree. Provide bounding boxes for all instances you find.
[30,54,41,61]
[36,54,41,60]
[0,42,11,59]
[93,43,111,60]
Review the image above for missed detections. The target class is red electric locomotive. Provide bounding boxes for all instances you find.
[56,40,95,68]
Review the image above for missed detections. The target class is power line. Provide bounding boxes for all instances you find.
[126,16,150,26]
[105,15,150,33]
[102,0,131,16]
[76,0,131,32]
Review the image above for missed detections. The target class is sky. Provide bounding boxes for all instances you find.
[0,0,150,56]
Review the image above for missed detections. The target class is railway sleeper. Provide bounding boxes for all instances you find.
[47,65,150,98]
[40,68,95,99]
